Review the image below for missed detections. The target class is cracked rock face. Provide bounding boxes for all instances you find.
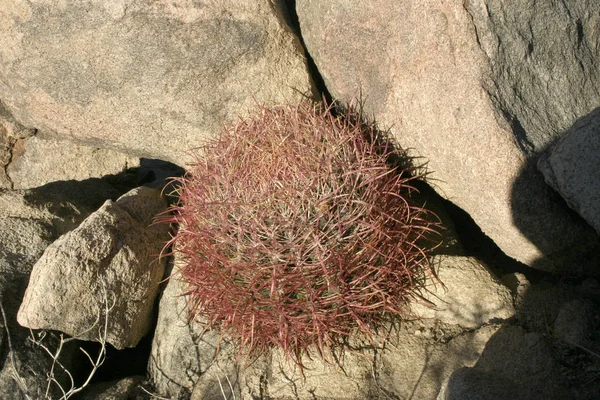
[296,0,600,273]
[0,0,315,163]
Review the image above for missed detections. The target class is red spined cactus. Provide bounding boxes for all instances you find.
[161,100,441,363]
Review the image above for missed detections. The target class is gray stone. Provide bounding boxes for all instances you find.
[538,108,600,235]
[7,136,140,189]
[466,1,600,150]
[410,256,515,328]
[17,186,169,349]
[0,0,315,163]
[441,325,571,400]
[296,0,600,273]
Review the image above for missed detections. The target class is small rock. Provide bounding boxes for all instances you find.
[17,186,169,349]
[410,256,515,328]
[553,299,594,346]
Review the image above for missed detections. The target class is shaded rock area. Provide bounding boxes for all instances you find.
[79,376,144,400]
[0,0,315,163]
[295,0,600,273]
[442,326,571,400]
[441,277,600,400]
[538,108,600,236]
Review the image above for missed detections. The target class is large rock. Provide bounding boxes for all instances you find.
[410,256,514,328]
[538,108,600,236]
[0,0,315,163]
[17,186,169,349]
[296,0,600,272]
[7,136,140,189]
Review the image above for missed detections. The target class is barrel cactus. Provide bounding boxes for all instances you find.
[161,100,441,364]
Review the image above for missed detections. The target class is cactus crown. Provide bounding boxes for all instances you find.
[161,100,441,365]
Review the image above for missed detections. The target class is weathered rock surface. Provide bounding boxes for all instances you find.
[7,136,140,189]
[0,0,315,163]
[296,0,600,272]
[410,256,514,328]
[17,186,169,349]
[538,108,600,236]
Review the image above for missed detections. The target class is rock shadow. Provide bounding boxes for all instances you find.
[509,109,600,275]
[443,275,600,400]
